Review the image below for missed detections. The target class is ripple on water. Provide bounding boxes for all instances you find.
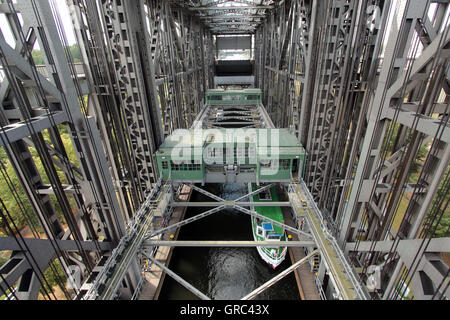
[158,183,300,300]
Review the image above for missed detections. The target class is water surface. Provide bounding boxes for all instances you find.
[158,183,300,300]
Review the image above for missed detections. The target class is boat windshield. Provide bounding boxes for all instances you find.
[266,233,281,240]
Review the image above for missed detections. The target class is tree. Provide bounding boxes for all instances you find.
[68,44,82,63]
[0,127,79,235]
[31,44,82,66]
[32,50,44,64]
[0,148,38,234]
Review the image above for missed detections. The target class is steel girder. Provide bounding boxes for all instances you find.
[69,0,214,216]
[149,1,214,136]
[255,0,312,137]
[0,0,125,299]
[340,0,450,242]
[256,0,386,227]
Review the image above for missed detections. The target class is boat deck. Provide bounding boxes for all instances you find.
[252,185,285,235]
[138,185,192,300]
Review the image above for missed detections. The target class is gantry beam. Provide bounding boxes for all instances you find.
[143,240,316,247]
[200,15,266,19]
[82,182,172,300]
[189,6,273,11]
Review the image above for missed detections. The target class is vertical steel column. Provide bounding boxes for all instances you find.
[0,0,126,299]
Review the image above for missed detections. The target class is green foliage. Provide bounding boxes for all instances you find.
[0,252,8,268]
[408,142,430,183]
[0,148,38,235]
[32,50,44,64]
[31,44,82,65]
[41,259,67,296]
[433,214,450,238]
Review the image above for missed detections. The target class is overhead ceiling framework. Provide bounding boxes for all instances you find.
[172,0,276,34]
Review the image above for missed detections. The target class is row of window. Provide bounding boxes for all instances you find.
[161,159,292,171]
[206,147,256,158]
[260,159,291,170]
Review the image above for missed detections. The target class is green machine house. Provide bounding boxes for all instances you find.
[155,128,306,185]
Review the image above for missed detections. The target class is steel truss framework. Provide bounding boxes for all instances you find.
[0,0,215,300]
[139,182,320,301]
[70,0,215,216]
[0,0,130,300]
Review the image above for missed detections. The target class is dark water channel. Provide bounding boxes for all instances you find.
[158,183,300,300]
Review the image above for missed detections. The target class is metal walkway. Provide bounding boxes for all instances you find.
[288,181,369,300]
[80,181,172,300]
[281,206,321,300]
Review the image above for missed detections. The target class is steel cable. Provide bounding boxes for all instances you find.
[6,0,95,277]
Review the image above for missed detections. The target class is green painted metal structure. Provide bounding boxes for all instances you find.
[155,128,306,183]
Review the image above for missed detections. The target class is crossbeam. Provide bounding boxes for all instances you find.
[234,183,273,202]
[208,22,260,25]
[82,181,172,300]
[199,14,266,19]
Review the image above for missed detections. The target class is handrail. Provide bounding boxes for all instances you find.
[288,180,369,300]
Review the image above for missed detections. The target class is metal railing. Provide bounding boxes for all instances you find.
[81,180,172,300]
[288,180,369,300]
